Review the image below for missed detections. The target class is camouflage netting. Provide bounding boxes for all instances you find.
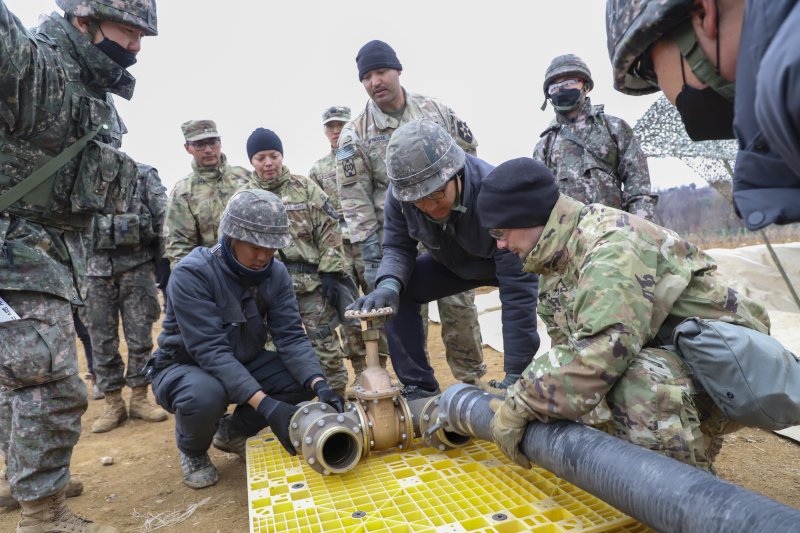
[633,95,739,201]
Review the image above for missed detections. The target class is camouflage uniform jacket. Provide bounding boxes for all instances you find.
[336,89,478,242]
[309,149,352,242]
[87,164,167,277]
[163,154,250,268]
[506,194,770,424]
[533,98,656,220]
[1,7,131,304]
[244,166,345,274]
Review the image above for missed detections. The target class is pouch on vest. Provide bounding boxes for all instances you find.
[93,214,115,250]
[71,141,137,215]
[113,213,140,247]
[672,317,800,430]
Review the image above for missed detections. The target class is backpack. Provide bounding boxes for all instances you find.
[672,318,800,430]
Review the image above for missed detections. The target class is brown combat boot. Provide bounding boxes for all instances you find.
[91,390,127,433]
[128,385,167,423]
[0,468,83,509]
[16,487,118,532]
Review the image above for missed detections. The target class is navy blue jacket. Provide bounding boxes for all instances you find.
[378,153,539,373]
[152,245,323,405]
[733,0,800,229]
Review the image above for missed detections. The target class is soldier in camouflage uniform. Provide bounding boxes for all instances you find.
[309,106,387,388]
[605,0,800,230]
[83,163,168,434]
[477,158,770,472]
[336,40,487,398]
[244,128,352,395]
[0,1,156,530]
[534,54,656,221]
[163,120,251,269]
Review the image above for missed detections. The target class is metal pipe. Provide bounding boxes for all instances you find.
[437,384,800,533]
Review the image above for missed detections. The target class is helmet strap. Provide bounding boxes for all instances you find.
[672,19,734,101]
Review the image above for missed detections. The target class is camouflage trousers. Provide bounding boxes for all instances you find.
[0,291,88,501]
[421,290,486,382]
[603,347,736,472]
[294,275,349,394]
[82,262,161,393]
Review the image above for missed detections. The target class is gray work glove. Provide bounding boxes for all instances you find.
[347,278,400,316]
[490,401,531,469]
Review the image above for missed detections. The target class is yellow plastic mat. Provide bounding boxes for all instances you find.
[247,435,651,532]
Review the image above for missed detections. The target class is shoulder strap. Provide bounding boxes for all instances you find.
[0,124,105,213]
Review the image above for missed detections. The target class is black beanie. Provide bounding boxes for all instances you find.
[246,128,283,161]
[356,40,402,81]
[478,158,560,229]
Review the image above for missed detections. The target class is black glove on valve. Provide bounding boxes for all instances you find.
[313,380,345,413]
[256,396,300,455]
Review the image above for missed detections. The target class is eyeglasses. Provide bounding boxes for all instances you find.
[547,78,583,96]
[488,228,509,240]
[416,188,448,202]
[413,178,455,203]
[188,138,220,150]
[630,44,659,88]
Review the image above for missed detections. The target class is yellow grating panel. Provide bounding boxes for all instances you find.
[247,435,653,533]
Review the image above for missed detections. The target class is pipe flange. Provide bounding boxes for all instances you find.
[299,407,364,475]
[417,396,471,451]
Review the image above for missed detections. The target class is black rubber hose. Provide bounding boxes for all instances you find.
[442,386,800,533]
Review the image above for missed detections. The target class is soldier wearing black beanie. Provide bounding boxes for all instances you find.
[478,157,560,230]
[247,128,283,161]
[356,40,403,81]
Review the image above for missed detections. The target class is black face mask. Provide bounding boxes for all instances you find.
[675,84,735,141]
[95,38,137,69]
[550,88,583,112]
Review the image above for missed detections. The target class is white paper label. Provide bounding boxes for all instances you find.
[0,296,21,323]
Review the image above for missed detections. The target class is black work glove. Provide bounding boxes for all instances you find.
[319,272,358,310]
[360,231,383,291]
[313,380,345,413]
[256,396,300,455]
[155,258,171,290]
[347,284,400,315]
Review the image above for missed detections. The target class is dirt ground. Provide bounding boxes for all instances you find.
[1,323,798,532]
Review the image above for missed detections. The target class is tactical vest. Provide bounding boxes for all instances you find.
[93,169,159,250]
[0,35,136,231]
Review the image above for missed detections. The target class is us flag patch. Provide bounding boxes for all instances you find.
[336,145,355,161]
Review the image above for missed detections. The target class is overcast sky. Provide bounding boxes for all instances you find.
[7,0,702,192]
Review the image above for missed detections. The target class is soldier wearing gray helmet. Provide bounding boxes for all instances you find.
[348,119,540,397]
[0,0,155,530]
[148,189,344,489]
[534,54,656,221]
[605,0,800,229]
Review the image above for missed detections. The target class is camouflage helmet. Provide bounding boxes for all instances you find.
[386,119,465,203]
[543,54,593,97]
[606,0,693,95]
[56,0,158,36]
[219,189,292,249]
